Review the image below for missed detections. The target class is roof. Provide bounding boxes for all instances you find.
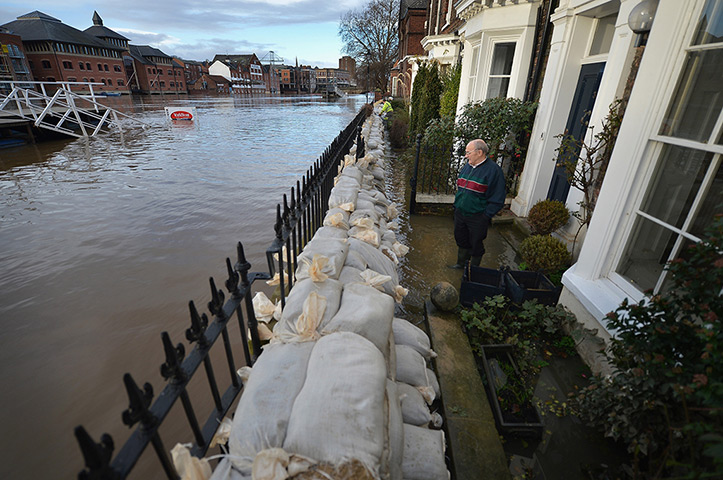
[129,44,171,62]
[400,0,427,21]
[208,74,230,84]
[84,11,129,41]
[1,11,124,51]
[212,54,258,66]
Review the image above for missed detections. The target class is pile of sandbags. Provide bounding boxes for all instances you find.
[205,113,448,480]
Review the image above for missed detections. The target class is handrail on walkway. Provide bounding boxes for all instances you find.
[73,106,370,480]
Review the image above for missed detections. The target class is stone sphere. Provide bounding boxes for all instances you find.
[430,282,459,311]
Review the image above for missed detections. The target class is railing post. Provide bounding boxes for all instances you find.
[410,133,422,215]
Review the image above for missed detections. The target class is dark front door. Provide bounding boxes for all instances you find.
[547,62,605,202]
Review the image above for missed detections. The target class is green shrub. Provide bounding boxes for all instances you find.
[409,61,443,135]
[389,117,409,149]
[575,215,723,477]
[528,199,570,235]
[520,235,571,273]
[440,64,461,118]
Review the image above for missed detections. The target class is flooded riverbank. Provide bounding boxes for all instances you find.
[0,94,365,479]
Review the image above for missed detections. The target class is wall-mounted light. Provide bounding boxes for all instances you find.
[628,0,659,46]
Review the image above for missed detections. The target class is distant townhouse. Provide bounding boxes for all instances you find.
[314,67,351,92]
[173,57,208,91]
[0,28,33,85]
[187,73,231,93]
[262,64,280,94]
[125,44,185,94]
[391,0,428,98]
[210,54,265,95]
[0,11,128,94]
[279,63,317,94]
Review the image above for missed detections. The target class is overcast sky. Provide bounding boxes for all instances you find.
[0,0,368,67]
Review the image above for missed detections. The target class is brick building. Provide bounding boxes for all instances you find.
[210,54,265,95]
[391,0,428,98]
[0,29,33,85]
[173,57,209,90]
[127,44,185,94]
[1,11,128,94]
[339,56,356,84]
[279,63,317,94]
[262,64,280,94]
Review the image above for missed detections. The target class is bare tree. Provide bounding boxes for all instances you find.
[339,0,399,93]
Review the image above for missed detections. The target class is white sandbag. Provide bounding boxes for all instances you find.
[273,279,342,341]
[371,166,385,181]
[380,244,400,265]
[348,238,398,285]
[295,238,349,281]
[334,175,361,190]
[252,292,279,324]
[171,443,212,480]
[322,283,394,361]
[283,332,387,474]
[349,226,381,247]
[427,368,440,398]
[396,344,435,404]
[386,380,405,480]
[350,208,382,226]
[209,458,249,480]
[343,249,368,270]
[397,382,442,428]
[401,425,449,480]
[328,186,358,212]
[381,229,397,244]
[340,165,364,184]
[392,318,437,360]
[228,342,315,472]
[313,225,349,240]
[323,208,350,230]
[337,265,363,285]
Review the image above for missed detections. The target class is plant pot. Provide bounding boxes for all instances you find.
[479,344,544,438]
[460,266,505,307]
[504,270,561,306]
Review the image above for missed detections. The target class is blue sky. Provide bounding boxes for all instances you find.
[0,0,368,67]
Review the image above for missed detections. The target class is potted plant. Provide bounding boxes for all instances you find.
[460,265,505,307]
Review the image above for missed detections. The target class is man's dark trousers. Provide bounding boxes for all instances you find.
[454,208,491,257]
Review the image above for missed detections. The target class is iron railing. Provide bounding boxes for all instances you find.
[74,107,369,480]
[409,135,464,214]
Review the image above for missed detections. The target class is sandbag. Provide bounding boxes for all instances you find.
[283,332,387,475]
[427,368,440,399]
[349,226,381,247]
[340,165,364,184]
[295,238,349,281]
[348,238,398,285]
[337,265,363,285]
[386,380,404,480]
[350,209,381,227]
[209,458,249,480]
[395,345,435,404]
[323,208,350,230]
[392,318,436,360]
[401,425,449,480]
[397,382,443,428]
[273,279,342,341]
[328,186,358,212]
[313,225,348,240]
[322,283,394,361]
[343,249,368,271]
[227,342,315,473]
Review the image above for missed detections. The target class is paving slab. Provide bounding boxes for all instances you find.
[426,300,511,480]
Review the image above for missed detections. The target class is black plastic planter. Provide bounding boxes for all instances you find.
[479,344,544,438]
[460,266,505,307]
[504,270,561,306]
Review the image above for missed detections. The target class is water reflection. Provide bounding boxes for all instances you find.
[0,94,364,479]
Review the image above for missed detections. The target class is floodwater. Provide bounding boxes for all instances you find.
[0,93,366,479]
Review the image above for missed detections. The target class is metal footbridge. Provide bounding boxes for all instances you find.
[0,81,149,138]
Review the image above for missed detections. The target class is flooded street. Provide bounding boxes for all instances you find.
[0,94,365,479]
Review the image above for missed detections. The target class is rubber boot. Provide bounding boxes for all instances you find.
[448,248,471,269]
[469,256,482,267]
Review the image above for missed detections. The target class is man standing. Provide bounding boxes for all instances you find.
[449,139,506,269]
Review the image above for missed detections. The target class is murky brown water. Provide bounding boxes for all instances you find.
[0,94,365,479]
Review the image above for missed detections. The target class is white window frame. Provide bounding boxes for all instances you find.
[483,39,518,99]
[608,1,723,296]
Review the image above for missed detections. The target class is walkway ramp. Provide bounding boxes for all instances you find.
[0,81,148,138]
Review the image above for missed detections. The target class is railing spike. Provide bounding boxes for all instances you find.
[186,300,208,345]
[225,257,239,293]
[75,426,116,480]
[274,204,282,240]
[208,277,225,317]
[160,331,186,383]
[121,373,155,429]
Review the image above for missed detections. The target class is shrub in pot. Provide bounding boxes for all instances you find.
[520,235,571,273]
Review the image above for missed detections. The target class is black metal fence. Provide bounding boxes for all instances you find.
[409,135,464,214]
[74,107,368,480]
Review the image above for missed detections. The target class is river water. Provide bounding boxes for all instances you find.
[0,94,366,479]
